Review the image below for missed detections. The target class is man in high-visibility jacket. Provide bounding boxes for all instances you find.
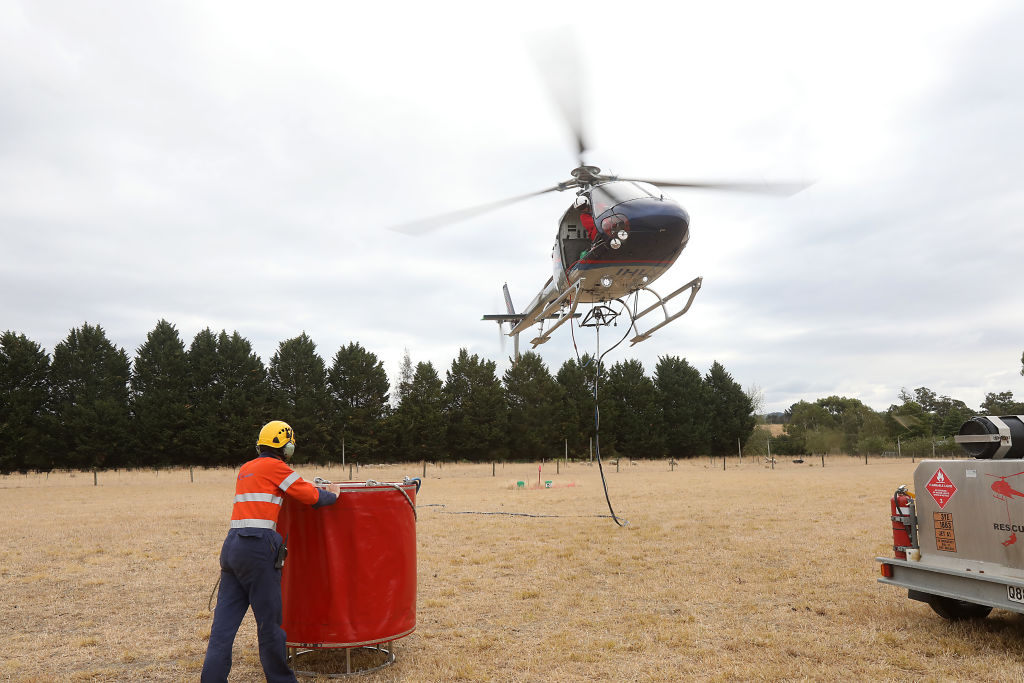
[201,420,342,683]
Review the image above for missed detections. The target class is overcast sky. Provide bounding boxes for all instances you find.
[2,0,1022,414]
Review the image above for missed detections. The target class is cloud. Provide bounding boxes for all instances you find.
[1,0,1022,416]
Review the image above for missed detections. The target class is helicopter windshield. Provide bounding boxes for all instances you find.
[590,181,659,215]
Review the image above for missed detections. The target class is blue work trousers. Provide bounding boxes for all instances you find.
[201,528,295,683]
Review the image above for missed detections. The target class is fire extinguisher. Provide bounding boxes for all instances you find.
[891,484,917,559]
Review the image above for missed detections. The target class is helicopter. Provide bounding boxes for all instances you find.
[481,167,809,356]
[398,163,806,358]
[990,472,1024,501]
[394,37,807,358]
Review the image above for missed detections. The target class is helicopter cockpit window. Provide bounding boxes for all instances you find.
[633,181,661,197]
[590,181,657,215]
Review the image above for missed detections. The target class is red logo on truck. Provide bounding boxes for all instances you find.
[926,467,957,509]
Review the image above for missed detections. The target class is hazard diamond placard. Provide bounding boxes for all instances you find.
[926,467,957,509]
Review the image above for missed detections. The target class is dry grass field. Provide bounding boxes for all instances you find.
[4,456,1024,682]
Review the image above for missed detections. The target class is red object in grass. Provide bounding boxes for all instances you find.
[278,481,418,647]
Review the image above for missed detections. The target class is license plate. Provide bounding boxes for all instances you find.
[1007,585,1024,604]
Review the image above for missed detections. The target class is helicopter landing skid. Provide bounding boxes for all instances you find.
[527,280,583,348]
[628,276,703,345]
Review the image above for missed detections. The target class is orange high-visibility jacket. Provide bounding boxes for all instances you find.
[230,455,323,531]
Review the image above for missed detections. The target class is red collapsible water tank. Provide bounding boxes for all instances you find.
[278,481,418,647]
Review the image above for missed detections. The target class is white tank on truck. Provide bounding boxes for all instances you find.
[877,415,1024,619]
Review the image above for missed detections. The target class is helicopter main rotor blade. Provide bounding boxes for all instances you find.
[527,28,588,166]
[390,184,568,235]
[615,178,812,196]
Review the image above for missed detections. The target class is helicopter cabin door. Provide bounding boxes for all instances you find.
[558,207,592,286]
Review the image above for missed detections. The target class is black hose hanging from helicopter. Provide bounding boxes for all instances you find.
[571,291,644,528]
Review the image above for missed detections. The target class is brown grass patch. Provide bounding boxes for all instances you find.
[757,423,786,436]
[4,458,1024,681]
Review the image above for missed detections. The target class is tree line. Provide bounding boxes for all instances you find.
[749,383,1024,459]
[0,321,756,473]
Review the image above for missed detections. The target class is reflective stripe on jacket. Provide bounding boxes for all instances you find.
[230,455,321,531]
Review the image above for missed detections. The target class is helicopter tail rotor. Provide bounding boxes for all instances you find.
[501,283,521,361]
[484,284,523,361]
[502,282,516,317]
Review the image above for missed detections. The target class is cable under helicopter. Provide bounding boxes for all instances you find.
[569,293,653,528]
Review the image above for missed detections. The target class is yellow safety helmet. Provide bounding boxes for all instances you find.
[256,420,296,458]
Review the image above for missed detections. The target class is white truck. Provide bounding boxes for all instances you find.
[877,415,1024,619]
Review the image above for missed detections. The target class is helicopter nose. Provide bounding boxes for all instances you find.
[609,199,689,247]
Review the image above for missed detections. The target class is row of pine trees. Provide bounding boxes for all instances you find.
[0,321,756,473]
